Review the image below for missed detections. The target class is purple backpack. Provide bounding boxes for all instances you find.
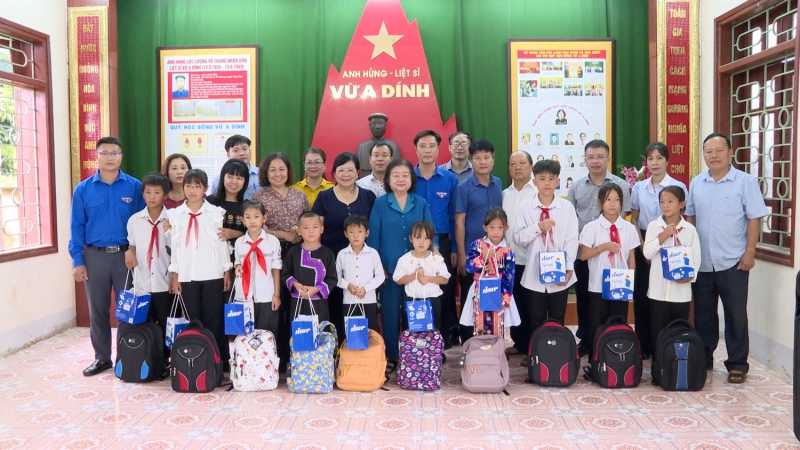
[397,329,444,390]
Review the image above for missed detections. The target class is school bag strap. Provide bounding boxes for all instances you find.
[604,315,627,326]
[664,318,693,331]
[318,320,338,344]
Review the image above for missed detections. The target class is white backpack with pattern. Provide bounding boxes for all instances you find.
[230,330,279,391]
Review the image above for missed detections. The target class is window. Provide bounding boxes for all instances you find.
[0,18,56,263]
[715,0,798,266]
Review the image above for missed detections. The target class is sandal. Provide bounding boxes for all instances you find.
[727,370,746,384]
[385,359,398,374]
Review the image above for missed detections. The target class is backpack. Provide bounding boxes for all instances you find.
[170,320,224,393]
[230,330,279,391]
[397,329,444,391]
[459,334,509,393]
[652,319,706,391]
[115,321,165,382]
[336,329,387,392]
[526,319,580,387]
[287,321,337,394]
[586,315,642,388]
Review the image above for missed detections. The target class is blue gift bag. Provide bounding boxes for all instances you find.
[602,268,635,301]
[405,298,434,332]
[224,301,255,336]
[478,276,502,311]
[291,296,319,352]
[345,316,369,350]
[115,270,151,325]
[660,246,694,281]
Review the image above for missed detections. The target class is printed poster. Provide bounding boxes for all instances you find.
[509,40,614,197]
[158,46,259,176]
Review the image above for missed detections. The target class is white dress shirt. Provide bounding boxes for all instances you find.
[503,179,538,266]
[356,174,386,198]
[168,200,232,282]
[127,207,171,293]
[642,216,701,302]
[336,244,385,305]
[393,250,451,298]
[513,195,579,293]
[578,215,640,293]
[233,230,283,303]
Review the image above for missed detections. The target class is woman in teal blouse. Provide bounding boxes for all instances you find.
[367,159,437,371]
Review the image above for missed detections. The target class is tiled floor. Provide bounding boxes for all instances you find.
[0,327,797,449]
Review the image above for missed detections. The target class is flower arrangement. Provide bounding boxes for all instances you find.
[617,159,650,190]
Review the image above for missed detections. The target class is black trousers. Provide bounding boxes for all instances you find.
[402,295,442,332]
[344,303,380,333]
[148,290,173,360]
[527,289,569,332]
[510,265,531,352]
[254,302,281,337]
[438,233,459,345]
[691,266,750,373]
[588,292,630,359]
[327,287,345,345]
[649,299,690,363]
[633,229,653,354]
[181,278,229,361]
[574,258,591,343]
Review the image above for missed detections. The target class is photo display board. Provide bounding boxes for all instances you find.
[509,39,614,197]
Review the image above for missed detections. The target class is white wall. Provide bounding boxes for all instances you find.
[700,0,797,377]
[0,0,76,355]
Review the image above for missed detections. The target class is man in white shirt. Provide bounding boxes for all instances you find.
[502,151,538,355]
[209,135,261,199]
[356,143,392,198]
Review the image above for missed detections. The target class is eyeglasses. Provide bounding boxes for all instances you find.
[450,141,469,148]
[97,151,122,158]
[304,161,325,167]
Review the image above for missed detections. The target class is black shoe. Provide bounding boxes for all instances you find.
[83,360,113,377]
[223,361,231,373]
[385,359,398,374]
[448,335,461,347]
[577,344,590,358]
[706,362,713,371]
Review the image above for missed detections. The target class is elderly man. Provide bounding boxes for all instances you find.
[686,133,767,384]
[356,112,400,177]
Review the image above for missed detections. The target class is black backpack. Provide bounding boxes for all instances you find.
[115,321,165,382]
[652,319,706,391]
[170,320,224,393]
[586,315,642,388]
[526,319,579,387]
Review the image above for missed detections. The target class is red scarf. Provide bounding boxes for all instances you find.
[241,238,267,300]
[539,206,555,248]
[609,223,620,267]
[146,218,161,271]
[186,212,202,249]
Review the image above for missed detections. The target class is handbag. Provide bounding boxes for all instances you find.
[405,268,434,332]
[345,302,369,350]
[602,251,634,301]
[291,294,319,352]
[660,233,695,281]
[114,269,151,325]
[165,294,190,349]
[224,281,255,336]
[538,227,567,284]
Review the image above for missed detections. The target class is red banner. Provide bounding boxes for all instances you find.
[664,2,691,186]
[76,15,102,181]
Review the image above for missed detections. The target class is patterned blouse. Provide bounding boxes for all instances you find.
[252,186,309,232]
[465,237,516,335]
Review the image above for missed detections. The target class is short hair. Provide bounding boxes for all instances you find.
[533,159,561,177]
[160,153,193,191]
[645,142,670,161]
[175,75,186,80]
[225,135,251,152]
[242,199,265,215]
[211,159,250,203]
[332,152,360,175]
[141,172,170,194]
[371,142,393,157]
[584,139,610,154]
[383,159,417,194]
[413,130,441,146]
[512,151,533,165]
[303,146,327,163]
[297,210,322,225]
[410,220,435,242]
[483,207,508,226]
[258,152,294,187]
[448,131,471,144]
[97,136,122,150]
[344,214,370,231]
[659,185,686,203]
[580,132,587,138]
[703,132,732,149]
[183,169,208,189]
[469,139,495,157]
[598,183,623,204]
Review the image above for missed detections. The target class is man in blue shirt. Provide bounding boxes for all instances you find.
[171,74,189,98]
[412,129,459,347]
[69,137,145,376]
[686,133,768,384]
[209,135,261,199]
[454,139,503,339]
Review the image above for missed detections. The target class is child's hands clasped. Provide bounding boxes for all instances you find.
[538,219,556,232]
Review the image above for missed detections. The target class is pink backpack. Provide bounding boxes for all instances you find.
[397,329,444,390]
[459,334,509,393]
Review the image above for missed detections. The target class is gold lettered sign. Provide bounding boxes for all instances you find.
[657,0,699,186]
[68,6,110,188]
